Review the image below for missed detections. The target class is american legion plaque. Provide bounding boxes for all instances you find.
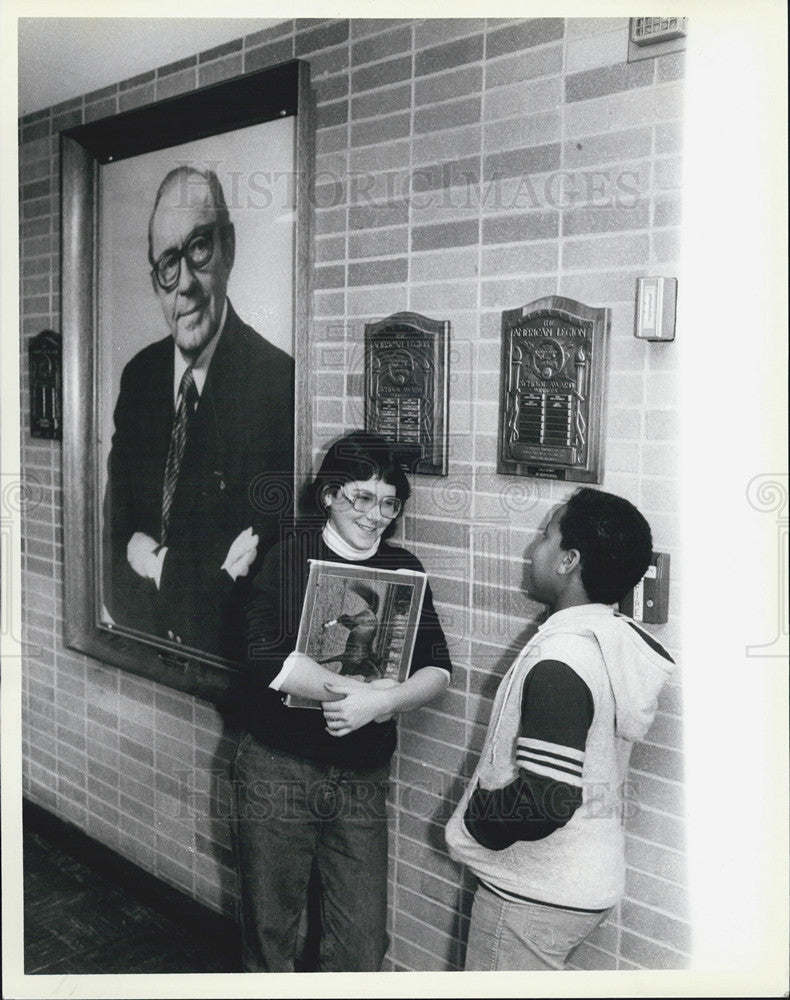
[498,297,609,483]
[365,311,449,476]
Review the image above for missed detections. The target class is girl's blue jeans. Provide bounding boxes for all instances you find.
[230,733,390,972]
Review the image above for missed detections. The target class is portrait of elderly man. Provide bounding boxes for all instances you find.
[102,165,295,663]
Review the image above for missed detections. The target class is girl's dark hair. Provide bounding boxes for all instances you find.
[558,487,653,605]
[304,431,410,538]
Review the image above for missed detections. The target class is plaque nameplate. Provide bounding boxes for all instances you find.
[365,312,449,476]
[498,297,609,483]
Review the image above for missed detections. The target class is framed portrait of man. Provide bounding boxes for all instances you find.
[61,60,314,701]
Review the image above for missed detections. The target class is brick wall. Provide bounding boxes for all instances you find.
[19,17,688,970]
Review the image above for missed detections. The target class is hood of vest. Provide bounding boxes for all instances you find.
[536,605,676,742]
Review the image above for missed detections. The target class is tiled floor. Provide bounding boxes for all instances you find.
[23,812,241,975]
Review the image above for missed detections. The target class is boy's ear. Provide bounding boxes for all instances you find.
[557,548,581,575]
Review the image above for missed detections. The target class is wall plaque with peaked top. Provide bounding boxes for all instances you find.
[365,311,449,476]
[29,330,62,440]
[498,297,609,483]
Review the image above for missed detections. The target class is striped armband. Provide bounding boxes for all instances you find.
[516,737,584,788]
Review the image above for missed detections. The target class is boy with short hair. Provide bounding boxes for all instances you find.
[445,487,675,971]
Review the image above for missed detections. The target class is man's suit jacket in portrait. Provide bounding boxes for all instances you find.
[102,301,295,663]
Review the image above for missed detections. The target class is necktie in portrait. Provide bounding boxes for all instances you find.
[161,367,198,544]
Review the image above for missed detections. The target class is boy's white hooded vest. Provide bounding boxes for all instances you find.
[445,604,675,910]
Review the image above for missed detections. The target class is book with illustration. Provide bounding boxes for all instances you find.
[284,559,427,709]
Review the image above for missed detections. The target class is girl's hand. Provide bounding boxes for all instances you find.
[368,677,398,722]
[321,679,397,736]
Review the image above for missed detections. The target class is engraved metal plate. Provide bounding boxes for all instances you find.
[365,311,449,476]
[29,329,62,440]
[498,297,609,483]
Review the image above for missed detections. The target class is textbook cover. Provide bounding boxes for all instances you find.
[284,559,427,709]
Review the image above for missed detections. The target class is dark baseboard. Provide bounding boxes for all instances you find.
[23,798,240,954]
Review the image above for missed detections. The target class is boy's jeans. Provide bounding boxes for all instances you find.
[230,733,390,972]
[465,882,612,970]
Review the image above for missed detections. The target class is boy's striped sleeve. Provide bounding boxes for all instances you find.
[463,660,593,850]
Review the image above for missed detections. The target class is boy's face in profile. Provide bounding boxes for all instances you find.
[523,504,568,606]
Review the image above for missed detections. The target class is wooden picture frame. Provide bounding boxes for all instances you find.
[61,59,314,702]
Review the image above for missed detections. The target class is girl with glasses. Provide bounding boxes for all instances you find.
[230,430,453,972]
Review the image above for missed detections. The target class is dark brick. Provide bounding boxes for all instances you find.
[486,17,564,59]
[84,83,119,104]
[119,69,156,91]
[119,83,156,111]
[158,55,197,78]
[484,142,561,181]
[415,34,484,77]
[198,37,243,63]
[295,19,350,56]
[295,17,330,32]
[348,258,408,286]
[21,120,50,143]
[316,75,349,103]
[244,38,295,75]
[51,96,82,115]
[20,108,51,126]
[410,157,480,193]
[309,46,350,78]
[21,197,52,221]
[412,219,480,251]
[84,98,118,124]
[414,96,481,135]
[154,688,194,723]
[351,24,413,66]
[482,210,559,244]
[349,201,409,230]
[314,264,346,289]
[119,736,155,767]
[317,99,348,130]
[353,55,412,93]
[198,55,243,87]
[22,179,50,200]
[415,65,483,106]
[346,372,364,397]
[244,20,294,48]
[351,112,411,148]
[566,62,655,103]
[351,84,411,121]
[52,109,83,135]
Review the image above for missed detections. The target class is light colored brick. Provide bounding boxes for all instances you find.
[409,281,480,313]
[483,110,562,156]
[563,232,649,270]
[411,247,480,282]
[565,25,630,73]
[645,409,680,441]
[485,43,563,90]
[484,76,562,122]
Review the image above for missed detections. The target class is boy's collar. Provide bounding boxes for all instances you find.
[539,603,615,630]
